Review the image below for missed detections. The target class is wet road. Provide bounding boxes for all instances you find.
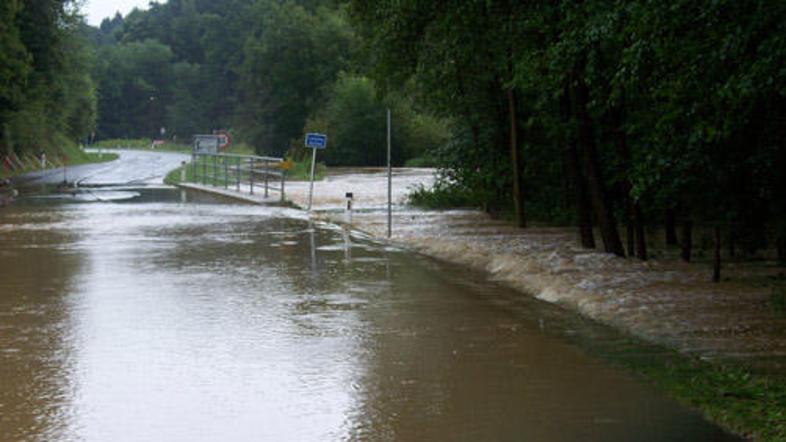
[12,150,189,186]
[0,158,739,441]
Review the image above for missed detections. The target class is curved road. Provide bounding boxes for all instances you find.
[13,149,189,187]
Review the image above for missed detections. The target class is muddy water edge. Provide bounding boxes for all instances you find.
[0,187,740,441]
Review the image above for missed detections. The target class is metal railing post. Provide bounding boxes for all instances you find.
[236,157,241,191]
[264,160,269,198]
[250,158,255,195]
[280,170,286,202]
[189,152,287,201]
[213,155,218,186]
[224,157,228,188]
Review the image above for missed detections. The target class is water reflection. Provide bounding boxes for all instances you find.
[0,207,82,440]
[0,193,738,441]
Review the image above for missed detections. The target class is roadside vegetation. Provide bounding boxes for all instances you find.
[408,181,477,210]
[1,1,97,168]
[1,143,117,180]
[87,3,448,169]
[93,138,192,153]
[603,342,786,441]
[351,1,786,282]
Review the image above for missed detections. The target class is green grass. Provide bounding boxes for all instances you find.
[73,152,119,166]
[93,138,192,153]
[286,157,326,181]
[93,138,257,156]
[407,181,477,209]
[404,156,437,167]
[631,356,785,441]
[164,163,192,185]
[568,327,786,441]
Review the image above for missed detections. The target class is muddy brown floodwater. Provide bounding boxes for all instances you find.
[0,188,739,441]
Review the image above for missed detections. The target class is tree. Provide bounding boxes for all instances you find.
[236,1,353,155]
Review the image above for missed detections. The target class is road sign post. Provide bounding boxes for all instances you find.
[305,133,327,211]
[387,109,392,238]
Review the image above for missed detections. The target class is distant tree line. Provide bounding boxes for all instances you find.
[88,0,446,166]
[350,0,786,273]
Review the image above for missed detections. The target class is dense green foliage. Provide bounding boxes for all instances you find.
[4,0,785,261]
[88,0,445,164]
[350,0,786,263]
[0,1,96,159]
[302,74,449,166]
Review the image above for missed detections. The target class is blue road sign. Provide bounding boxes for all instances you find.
[305,133,328,149]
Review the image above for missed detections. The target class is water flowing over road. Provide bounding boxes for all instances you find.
[13,149,189,187]
[0,153,738,441]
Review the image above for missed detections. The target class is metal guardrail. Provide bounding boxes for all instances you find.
[190,152,287,201]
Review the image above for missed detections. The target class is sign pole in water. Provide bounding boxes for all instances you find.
[387,108,392,238]
[307,147,317,210]
[304,133,327,212]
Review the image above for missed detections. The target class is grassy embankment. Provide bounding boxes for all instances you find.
[1,142,118,180]
[602,342,786,441]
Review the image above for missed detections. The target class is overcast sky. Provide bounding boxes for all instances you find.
[83,0,151,26]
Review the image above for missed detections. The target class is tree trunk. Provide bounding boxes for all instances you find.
[626,220,635,258]
[634,201,647,260]
[712,226,721,283]
[507,86,525,228]
[611,100,642,260]
[576,79,624,256]
[665,209,678,246]
[560,82,595,249]
[777,235,786,265]
[681,220,693,262]
[728,230,736,258]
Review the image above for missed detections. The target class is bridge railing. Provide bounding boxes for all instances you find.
[190,152,287,201]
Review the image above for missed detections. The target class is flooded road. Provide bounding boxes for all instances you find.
[12,150,189,187]
[0,189,738,441]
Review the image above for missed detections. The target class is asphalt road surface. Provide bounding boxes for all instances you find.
[12,150,189,187]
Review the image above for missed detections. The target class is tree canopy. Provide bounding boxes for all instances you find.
[350,0,786,266]
[0,0,96,156]
[3,0,785,266]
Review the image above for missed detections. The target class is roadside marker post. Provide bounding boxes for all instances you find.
[305,133,327,211]
[345,192,354,225]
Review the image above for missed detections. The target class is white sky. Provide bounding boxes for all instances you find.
[83,0,152,26]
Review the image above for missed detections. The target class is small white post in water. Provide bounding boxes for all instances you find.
[180,161,187,183]
[387,108,392,238]
[345,192,354,225]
